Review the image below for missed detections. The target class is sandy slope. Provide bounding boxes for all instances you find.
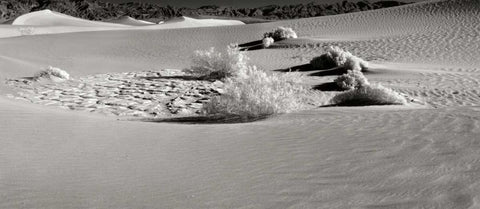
[0,11,244,38]
[106,16,156,26]
[12,9,129,27]
[1,0,480,208]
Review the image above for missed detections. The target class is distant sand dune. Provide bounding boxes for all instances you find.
[106,16,156,26]
[0,11,245,38]
[12,9,129,27]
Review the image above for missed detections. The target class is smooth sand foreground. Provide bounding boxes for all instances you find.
[1,0,480,208]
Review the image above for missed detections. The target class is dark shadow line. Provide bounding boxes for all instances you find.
[312,82,343,91]
[275,64,314,72]
[142,114,271,124]
[238,40,262,48]
[309,67,348,76]
[137,75,206,81]
[240,45,264,51]
[20,77,35,80]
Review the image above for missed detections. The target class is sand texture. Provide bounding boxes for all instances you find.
[1,0,480,208]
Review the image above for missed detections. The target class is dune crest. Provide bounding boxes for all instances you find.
[106,16,156,26]
[12,9,129,27]
[153,16,244,29]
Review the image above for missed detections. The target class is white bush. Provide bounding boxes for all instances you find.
[262,37,275,48]
[334,70,370,90]
[203,66,313,118]
[185,44,248,80]
[330,84,407,106]
[343,54,369,72]
[264,26,298,41]
[310,46,368,71]
[34,66,70,80]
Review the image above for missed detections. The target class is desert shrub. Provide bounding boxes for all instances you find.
[334,70,370,90]
[343,54,369,72]
[310,46,368,71]
[330,84,407,106]
[203,66,312,118]
[185,44,248,80]
[34,66,70,80]
[263,26,298,41]
[262,37,275,48]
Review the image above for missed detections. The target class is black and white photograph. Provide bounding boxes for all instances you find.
[1,0,479,208]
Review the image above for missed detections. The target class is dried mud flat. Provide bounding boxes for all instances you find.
[5,69,224,118]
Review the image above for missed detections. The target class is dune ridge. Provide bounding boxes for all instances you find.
[106,16,156,26]
[12,9,128,27]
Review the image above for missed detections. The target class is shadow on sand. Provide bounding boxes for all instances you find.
[275,64,314,72]
[138,75,207,81]
[313,82,344,91]
[239,40,264,51]
[143,114,271,124]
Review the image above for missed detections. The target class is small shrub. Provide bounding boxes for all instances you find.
[330,84,407,106]
[262,37,275,48]
[263,26,298,41]
[185,44,248,80]
[310,46,368,71]
[334,70,370,90]
[34,66,70,80]
[343,55,369,72]
[203,66,312,118]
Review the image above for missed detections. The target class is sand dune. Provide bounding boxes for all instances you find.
[1,0,480,208]
[106,16,156,26]
[12,9,129,27]
[150,16,245,29]
[0,12,244,38]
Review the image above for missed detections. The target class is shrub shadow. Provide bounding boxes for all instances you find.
[275,64,314,72]
[239,40,264,51]
[321,100,404,107]
[138,75,207,81]
[313,82,343,91]
[143,114,270,124]
[308,67,348,76]
[20,77,36,80]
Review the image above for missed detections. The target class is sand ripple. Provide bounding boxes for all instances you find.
[5,69,223,118]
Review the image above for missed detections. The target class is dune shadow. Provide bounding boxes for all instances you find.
[313,82,343,91]
[143,114,270,124]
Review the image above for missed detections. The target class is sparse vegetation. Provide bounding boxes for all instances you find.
[185,44,248,80]
[262,37,274,48]
[34,66,70,80]
[334,70,370,90]
[263,26,298,41]
[190,43,317,119]
[203,66,312,118]
[310,46,368,71]
[330,84,407,106]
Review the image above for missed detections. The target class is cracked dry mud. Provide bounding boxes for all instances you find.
[5,69,224,118]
